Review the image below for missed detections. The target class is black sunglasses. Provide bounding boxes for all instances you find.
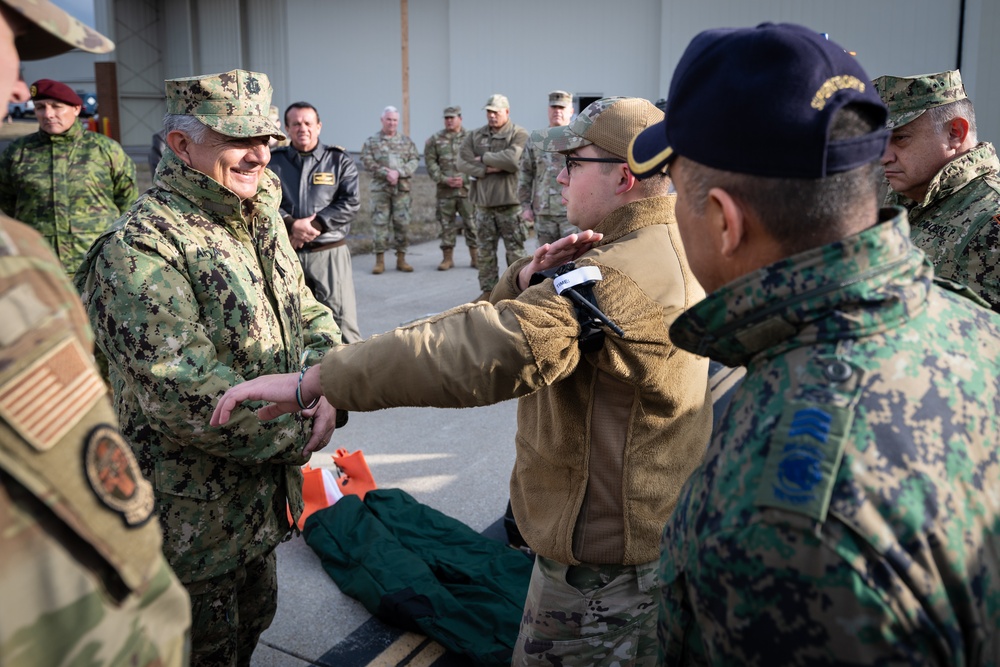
[565,155,626,175]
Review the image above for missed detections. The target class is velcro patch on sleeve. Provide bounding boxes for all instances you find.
[0,338,106,452]
[755,401,853,523]
[84,424,155,526]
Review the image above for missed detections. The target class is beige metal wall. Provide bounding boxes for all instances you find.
[101,0,999,152]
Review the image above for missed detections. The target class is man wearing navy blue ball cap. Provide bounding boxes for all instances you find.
[629,22,1000,664]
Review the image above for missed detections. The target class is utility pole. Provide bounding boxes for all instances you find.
[401,0,410,136]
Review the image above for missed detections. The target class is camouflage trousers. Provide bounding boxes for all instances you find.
[370,188,411,253]
[475,204,527,291]
[186,550,277,667]
[534,213,579,246]
[512,555,660,667]
[436,195,477,249]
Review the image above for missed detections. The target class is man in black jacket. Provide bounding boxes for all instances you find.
[270,101,362,342]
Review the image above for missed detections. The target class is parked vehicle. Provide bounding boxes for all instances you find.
[79,92,98,117]
[7,99,34,118]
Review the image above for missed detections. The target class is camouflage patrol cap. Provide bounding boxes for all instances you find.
[2,0,114,60]
[548,90,572,107]
[443,105,461,117]
[531,96,663,159]
[872,70,967,130]
[483,94,510,111]
[165,69,286,140]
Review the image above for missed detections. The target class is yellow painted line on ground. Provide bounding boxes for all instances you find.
[407,640,447,666]
[365,631,430,667]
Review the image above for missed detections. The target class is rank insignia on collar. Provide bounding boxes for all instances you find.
[84,424,155,526]
[313,172,336,186]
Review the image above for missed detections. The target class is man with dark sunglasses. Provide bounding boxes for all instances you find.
[212,97,712,666]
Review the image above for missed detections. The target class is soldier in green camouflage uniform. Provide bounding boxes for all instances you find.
[0,1,190,665]
[874,70,1000,312]
[360,106,419,273]
[74,69,343,667]
[0,79,136,276]
[519,91,579,245]
[457,94,530,300]
[424,105,477,270]
[628,23,1000,664]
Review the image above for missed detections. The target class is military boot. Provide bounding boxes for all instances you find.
[396,251,413,272]
[372,252,385,275]
[468,245,478,268]
[437,247,454,271]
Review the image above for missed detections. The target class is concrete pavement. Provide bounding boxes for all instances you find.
[251,238,532,667]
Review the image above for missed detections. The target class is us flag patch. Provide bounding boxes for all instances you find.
[0,338,105,452]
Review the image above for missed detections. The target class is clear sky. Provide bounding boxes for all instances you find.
[52,0,96,28]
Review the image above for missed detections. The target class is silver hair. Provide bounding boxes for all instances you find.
[381,106,399,117]
[162,113,211,143]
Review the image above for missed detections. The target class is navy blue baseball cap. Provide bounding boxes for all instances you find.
[628,23,889,180]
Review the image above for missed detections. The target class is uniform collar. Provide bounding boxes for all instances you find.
[154,148,275,224]
[42,120,84,143]
[669,209,932,367]
[891,141,1000,210]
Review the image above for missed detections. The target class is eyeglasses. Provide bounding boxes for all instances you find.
[565,155,626,176]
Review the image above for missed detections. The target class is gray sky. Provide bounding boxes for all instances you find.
[53,0,96,27]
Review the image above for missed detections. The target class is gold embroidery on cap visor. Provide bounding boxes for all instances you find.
[627,134,673,176]
[811,76,866,111]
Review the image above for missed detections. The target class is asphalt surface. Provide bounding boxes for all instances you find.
[251,239,530,667]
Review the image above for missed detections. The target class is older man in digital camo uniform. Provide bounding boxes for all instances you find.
[628,22,1000,664]
[0,1,189,665]
[76,69,343,667]
[213,96,713,667]
[873,69,1000,312]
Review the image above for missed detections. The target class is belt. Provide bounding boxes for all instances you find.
[304,239,347,253]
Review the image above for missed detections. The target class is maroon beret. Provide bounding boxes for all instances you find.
[30,79,83,106]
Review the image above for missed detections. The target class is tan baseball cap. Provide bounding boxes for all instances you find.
[483,94,510,111]
[2,0,114,60]
[532,97,663,159]
[165,69,286,140]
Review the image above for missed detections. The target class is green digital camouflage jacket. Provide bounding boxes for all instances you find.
[74,149,342,583]
[659,209,1000,665]
[0,121,137,275]
[518,140,565,216]
[424,127,470,198]
[0,214,190,667]
[360,131,419,193]
[886,141,1000,312]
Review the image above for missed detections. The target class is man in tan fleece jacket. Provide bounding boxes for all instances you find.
[213,97,712,667]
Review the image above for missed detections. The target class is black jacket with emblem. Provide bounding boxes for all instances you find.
[269,142,360,247]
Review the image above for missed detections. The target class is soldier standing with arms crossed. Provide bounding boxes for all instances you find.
[458,94,530,302]
[425,105,478,271]
[0,1,190,665]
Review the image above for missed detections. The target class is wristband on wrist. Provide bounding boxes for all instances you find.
[296,351,320,410]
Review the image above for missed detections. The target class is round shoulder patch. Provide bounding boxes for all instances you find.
[83,425,155,526]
